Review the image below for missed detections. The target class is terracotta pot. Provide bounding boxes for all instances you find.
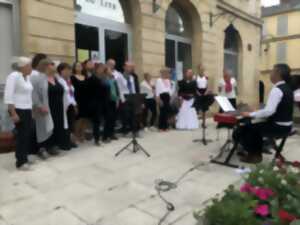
[0,131,15,154]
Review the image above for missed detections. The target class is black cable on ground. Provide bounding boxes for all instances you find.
[154,162,207,225]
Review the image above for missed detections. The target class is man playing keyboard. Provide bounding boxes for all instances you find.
[233,64,294,163]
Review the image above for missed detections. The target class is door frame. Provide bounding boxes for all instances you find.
[0,0,20,91]
[75,12,133,62]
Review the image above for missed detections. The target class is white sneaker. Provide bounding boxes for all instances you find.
[149,126,157,132]
[17,163,32,171]
[28,157,36,165]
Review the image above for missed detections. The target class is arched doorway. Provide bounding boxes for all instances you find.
[165,0,201,81]
[75,0,133,71]
[224,25,242,79]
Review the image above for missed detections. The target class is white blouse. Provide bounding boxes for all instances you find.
[218,77,237,99]
[4,71,33,109]
[140,80,155,99]
[57,76,77,107]
[196,75,208,89]
[155,78,173,97]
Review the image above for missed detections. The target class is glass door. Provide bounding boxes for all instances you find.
[165,35,192,81]
[75,23,100,62]
[105,29,128,72]
[75,12,132,65]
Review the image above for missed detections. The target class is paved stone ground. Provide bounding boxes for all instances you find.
[0,122,299,225]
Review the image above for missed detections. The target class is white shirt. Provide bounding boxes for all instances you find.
[4,71,33,109]
[250,81,292,126]
[112,69,122,80]
[196,75,208,89]
[116,73,136,102]
[140,80,155,99]
[30,69,39,79]
[57,76,77,107]
[219,77,237,99]
[155,78,173,97]
[294,89,300,102]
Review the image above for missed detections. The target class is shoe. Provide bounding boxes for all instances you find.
[149,126,157,132]
[102,139,111,144]
[47,148,60,156]
[95,141,101,146]
[240,154,263,164]
[60,146,71,151]
[27,158,36,165]
[111,136,118,141]
[237,151,248,157]
[70,142,78,148]
[17,163,32,171]
[37,148,49,160]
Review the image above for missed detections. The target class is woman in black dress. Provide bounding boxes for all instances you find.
[47,63,71,150]
[71,62,89,142]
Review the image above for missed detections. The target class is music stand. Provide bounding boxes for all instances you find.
[115,94,151,158]
[193,94,215,145]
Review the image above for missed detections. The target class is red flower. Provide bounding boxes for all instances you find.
[255,188,275,201]
[292,161,300,168]
[255,204,270,217]
[278,209,297,223]
[240,183,255,193]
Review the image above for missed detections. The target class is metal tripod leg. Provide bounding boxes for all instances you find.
[115,140,134,157]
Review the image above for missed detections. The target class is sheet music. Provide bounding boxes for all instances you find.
[215,96,236,112]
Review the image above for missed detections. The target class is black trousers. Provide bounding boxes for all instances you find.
[103,101,117,140]
[142,98,157,127]
[233,121,292,155]
[91,109,103,143]
[120,101,134,134]
[159,93,171,130]
[67,105,76,133]
[15,109,33,168]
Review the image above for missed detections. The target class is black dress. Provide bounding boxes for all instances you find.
[48,80,70,149]
[71,75,89,119]
[178,80,197,100]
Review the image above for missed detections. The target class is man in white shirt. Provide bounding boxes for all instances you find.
[106,58,122,80]
[116,62,137,135]
[234,64,294,164]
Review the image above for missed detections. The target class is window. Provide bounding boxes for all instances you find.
[277,42,287,63]
[277,15,288,36]
[165,5,191,37]
[224,25,241,79]
[75,0,125,23]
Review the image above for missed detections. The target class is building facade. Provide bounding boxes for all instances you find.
[0,0,262,128]
[261,0,300,93]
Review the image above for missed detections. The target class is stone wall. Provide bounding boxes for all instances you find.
[20,0,75,63]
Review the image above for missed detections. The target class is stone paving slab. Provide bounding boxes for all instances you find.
[0,123,299,225]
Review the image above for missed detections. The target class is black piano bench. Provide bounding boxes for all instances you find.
[264,132,294,162]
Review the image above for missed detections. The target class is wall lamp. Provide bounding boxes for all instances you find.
[152,0,160,13]
[209,11,236,27]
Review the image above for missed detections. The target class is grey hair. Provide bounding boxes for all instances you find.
[11,57,31,70]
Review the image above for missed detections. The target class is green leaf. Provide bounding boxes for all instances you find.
[291,220,300,225]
